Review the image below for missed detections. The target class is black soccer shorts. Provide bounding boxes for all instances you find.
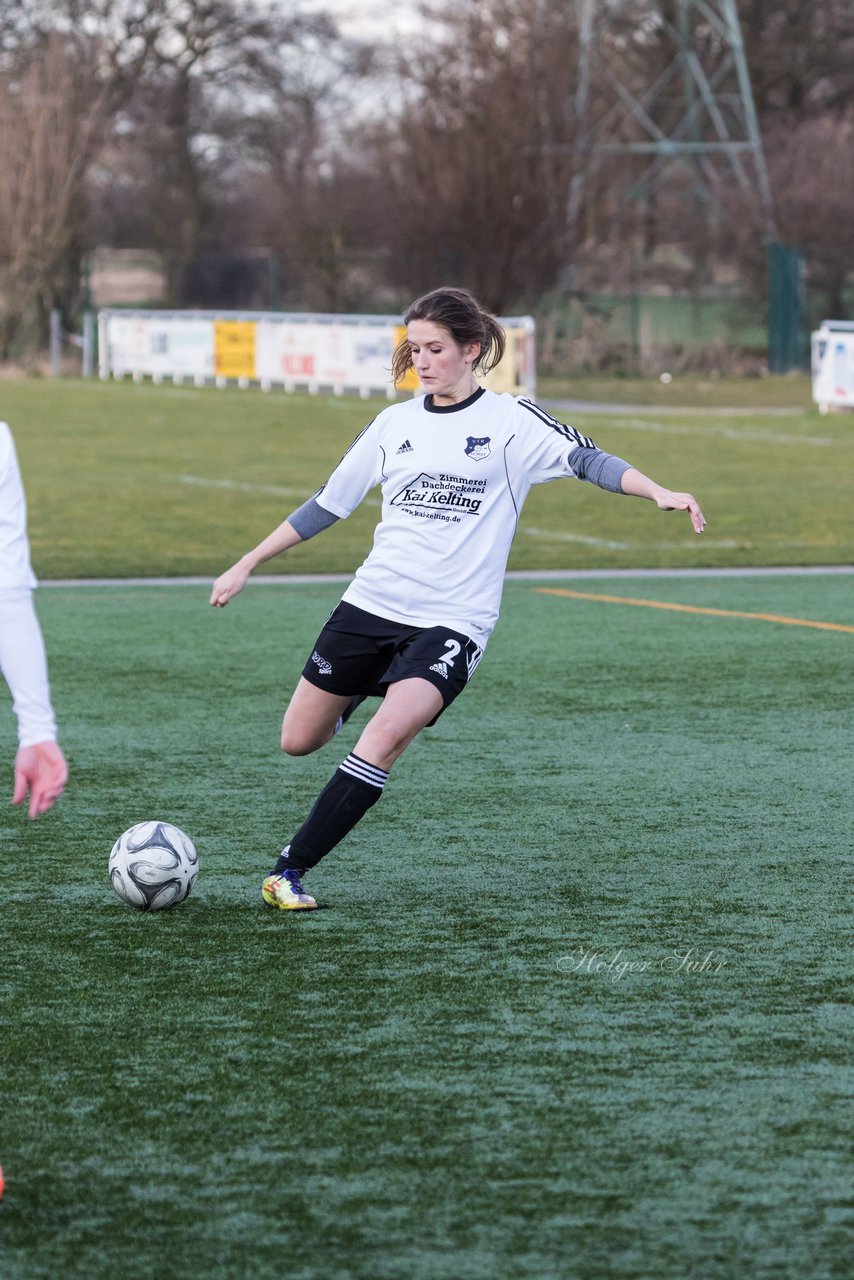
[301,600,483,714]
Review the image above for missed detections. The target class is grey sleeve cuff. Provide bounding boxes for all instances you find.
[287,496,341,540]
[570,447,632,494]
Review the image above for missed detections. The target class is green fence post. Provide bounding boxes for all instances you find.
[767,243,806,372]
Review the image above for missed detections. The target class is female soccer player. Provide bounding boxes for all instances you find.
[210,287,705,909]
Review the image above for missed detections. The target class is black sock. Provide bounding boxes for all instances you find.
[276,753,388,872]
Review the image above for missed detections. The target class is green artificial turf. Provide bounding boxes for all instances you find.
[2,375,852,578]
[0,576,851,1279]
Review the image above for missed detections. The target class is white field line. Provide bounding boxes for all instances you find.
[570,416,836,447]
[39,565,854,588]
[180,475,306,499]
[521,525,631,549]
[179,475,381,507]
[518,528,838,552]
[544,398,806,419]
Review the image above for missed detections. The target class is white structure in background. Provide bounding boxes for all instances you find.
[98,309,537,400]
[811,321,854,413]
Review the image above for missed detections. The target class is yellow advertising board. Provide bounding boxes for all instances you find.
[214,320,256,380]
[481,328,518,394]
[393,325,421,392]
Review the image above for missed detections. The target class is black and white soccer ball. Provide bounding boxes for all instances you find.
[109,821,198,912]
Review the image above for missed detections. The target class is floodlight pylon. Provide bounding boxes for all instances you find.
[568,0,776,255]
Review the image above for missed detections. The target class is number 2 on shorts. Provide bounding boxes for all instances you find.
[439,638,461,667]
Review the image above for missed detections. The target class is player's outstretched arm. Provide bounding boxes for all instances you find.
[619,468,706,533]
[13,740,68,819]
[210,520,304,608]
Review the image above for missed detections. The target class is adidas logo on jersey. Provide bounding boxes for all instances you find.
[396,439,413,454]
[429,661,449,679]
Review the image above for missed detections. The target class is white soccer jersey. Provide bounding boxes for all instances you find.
[315,388,596,644]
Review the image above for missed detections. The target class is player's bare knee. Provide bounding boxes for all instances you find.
[356,718,421,767]
[280,725,321,756]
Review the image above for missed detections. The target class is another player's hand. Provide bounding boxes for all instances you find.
[13,741,68,819]
[210,562,251,608]
[652,488,706,534]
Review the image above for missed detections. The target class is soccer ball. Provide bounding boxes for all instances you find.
[109,821,198,912]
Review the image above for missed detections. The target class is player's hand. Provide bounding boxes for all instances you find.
[210,562,251,608]
[652,488,706,533]
[13,741,68,819]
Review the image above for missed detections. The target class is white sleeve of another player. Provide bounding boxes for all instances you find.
[0,421,38,590]
[0,588,58,747]
[313,421,385,519]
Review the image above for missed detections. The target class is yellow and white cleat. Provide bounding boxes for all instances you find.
[261,869,318,910]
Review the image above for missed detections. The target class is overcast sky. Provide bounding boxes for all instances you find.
[303,0,423,41]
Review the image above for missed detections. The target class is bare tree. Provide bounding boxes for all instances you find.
[740,0,854,116]
[0,0,340,335]
[2,0,854,351]
[0,1,162,349]
[765,113,854,317]
[86,2,345,304]
[0,35,114,354]
[357,0,578,311]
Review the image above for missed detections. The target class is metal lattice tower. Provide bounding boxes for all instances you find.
[568,0,776,254]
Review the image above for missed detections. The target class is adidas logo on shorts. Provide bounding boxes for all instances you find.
[429,661,449,679]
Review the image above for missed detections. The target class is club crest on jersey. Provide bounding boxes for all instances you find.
[464,436,491,461]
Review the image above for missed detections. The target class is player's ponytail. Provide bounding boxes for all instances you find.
[392,287,506,384]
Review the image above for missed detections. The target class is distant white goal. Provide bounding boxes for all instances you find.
[811,321,854,413]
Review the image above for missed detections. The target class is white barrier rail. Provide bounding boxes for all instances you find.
[98,309,537,400]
